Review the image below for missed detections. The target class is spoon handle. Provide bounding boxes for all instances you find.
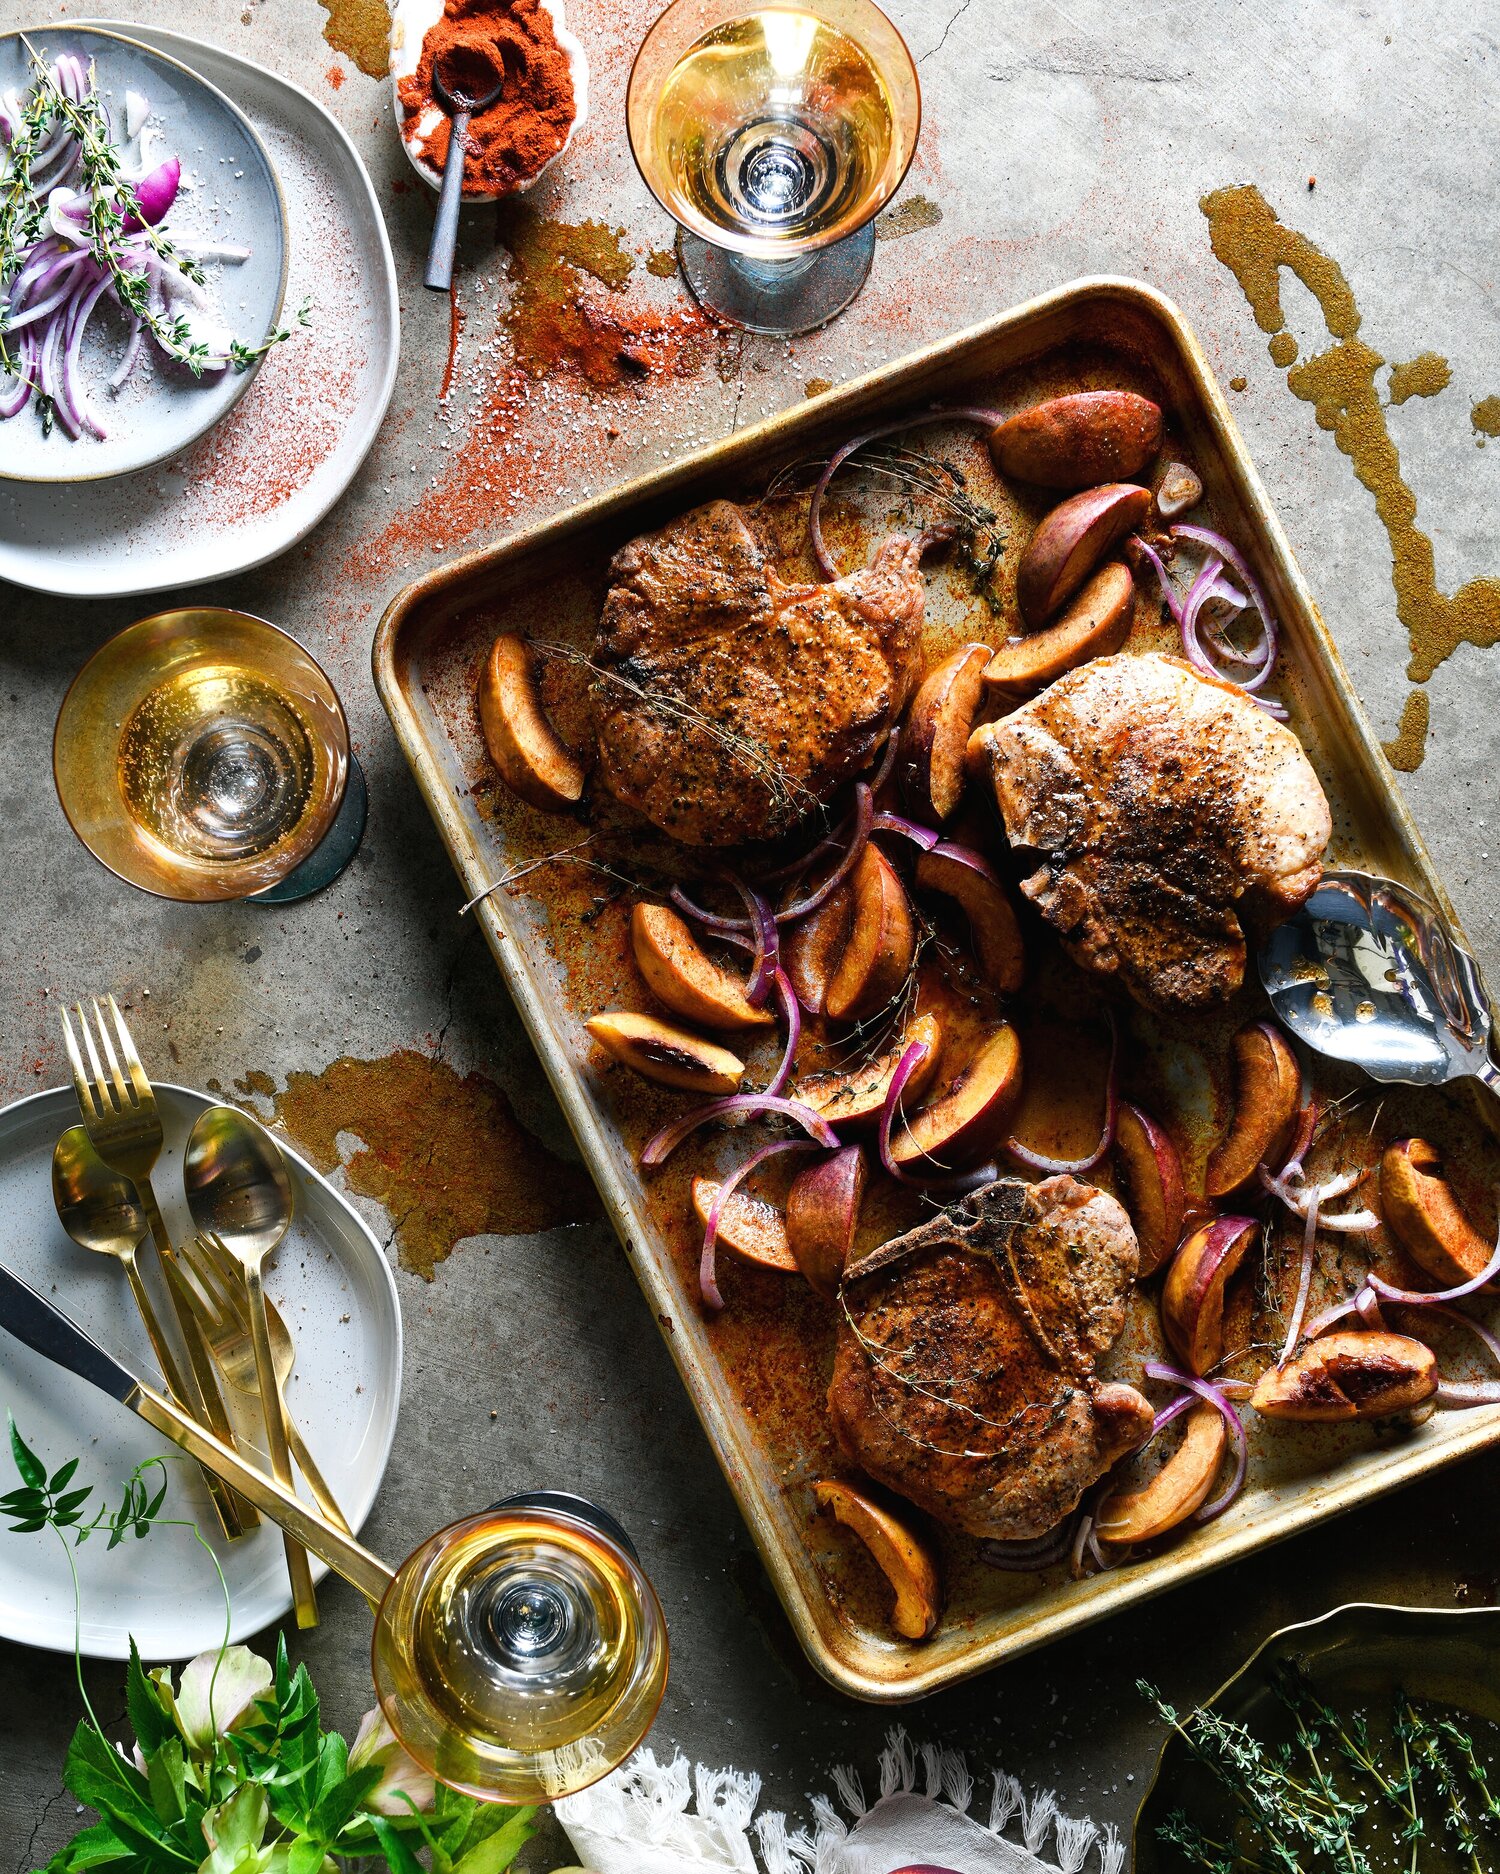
[245,1258,319,1628]
[1473,1056,1500,1103]
[282,1403,353,1536]
[424,105,471,293]
[120,1249,196,1421]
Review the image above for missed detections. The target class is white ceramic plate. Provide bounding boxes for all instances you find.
[0,24,400,597]
[0,26,287,484]
[0,1083,402,1660]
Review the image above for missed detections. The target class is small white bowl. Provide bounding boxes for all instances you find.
[388,0,588,201]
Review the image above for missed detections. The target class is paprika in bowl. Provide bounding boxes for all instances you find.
[390,0,588,200]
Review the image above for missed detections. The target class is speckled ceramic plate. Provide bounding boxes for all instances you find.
[0,23,399,597]
[1133,1602,1500,1870]
[0,1083,402,1661]
[0,26,287,484]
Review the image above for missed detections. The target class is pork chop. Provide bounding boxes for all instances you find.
[969,652,1331,1011]
[592,500,931,846]
[829,1176,1153,1541]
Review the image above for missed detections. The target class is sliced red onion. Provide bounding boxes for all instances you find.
[641,1093,840,1169]
[870,726,901,796]
[1277,1096,1319,1183]
[727,875,778,1008]
[1366,1231,1500,1307]
[762,968,800,1099]
[670,786,872,935]
[1436,1381,1500,1408]
[979,1524,1074,1571]
[872,811,940,852]
[1355,1285,1387,1330]
[122,156,181,232]
[1278,1188,1322,1367]
[808,407,1003,579]
[1142,1360,1247,1523]
[1172,523,1280,648]
[1003,1010,1118,1176]
[1131,533,1185,627]
[700,1139,818,1313]
[109,317,144,391]
[1258,1165,1379,1232]
[1391,1298,1500,1370]
[877,1038,938,1186]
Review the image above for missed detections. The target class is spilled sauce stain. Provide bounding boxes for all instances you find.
[1202,184,1500,766]
[1382,688,1429,773]
[1389,352,1450,404]
[873,193,943,241]
[242,1051,600,1280]
[1268,331,1298,368]
[645,248,678,278]
[1470,395,1500,440]
[315,0,389,79]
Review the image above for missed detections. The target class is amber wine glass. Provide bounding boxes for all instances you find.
[371,1495,669,1804]
[627,0,920,333]
[54,609,364,905]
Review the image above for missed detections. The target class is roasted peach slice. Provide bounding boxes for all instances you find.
[983,561,1134,695]
[1097,1403,1226,1545]
[1162,1214,1258,1375]
[900,642,991,823]
[813,1479,941,1640]
[1380,1138,1495,1286]
[786,1145,867,1298]
[782,879,854,1015]
[1016,483,1153,626]
[691,1176,796,1272]
[795,1013,943,1127]
[987,390,1164,490]
[1251,1331,1437,1422]
[825,845,917,1024]
[477,633,588,812]
[1204,1021,1300,1198]
[915,842,1025,994]
[890,1025,1023,1170]
[630,903,774,1032]
[1113,1103,1186,1277]
[585,1012,744,1094]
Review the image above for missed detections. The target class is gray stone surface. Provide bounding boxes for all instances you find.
[2,0,1499,1867]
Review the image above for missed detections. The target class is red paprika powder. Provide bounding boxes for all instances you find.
[398,0,578,197]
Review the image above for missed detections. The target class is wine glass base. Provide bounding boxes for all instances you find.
[249,751,367,905]
[676,223,876,334]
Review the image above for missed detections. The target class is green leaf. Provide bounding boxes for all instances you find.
[450,1808,537,1874]
[370,1817,426,1874]
[9,1515,47,1533]
[0,1485,44,1511]
[127,1640,178,1755]
[49,1456,80,1491]
[286,1839,330,1874]
[308,1762,382,1839]
[144,1735,187,1825]
[55,1487,93,1515]
[39,1819,135,1872]
[9,1414,46,1488]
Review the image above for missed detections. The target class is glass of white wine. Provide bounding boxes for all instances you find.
[53,608,364,905]
[627,0,921,334]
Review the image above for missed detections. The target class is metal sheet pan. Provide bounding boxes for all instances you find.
[373,278,1500,1702]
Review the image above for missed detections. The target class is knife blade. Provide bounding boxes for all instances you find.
[0,1261,394,1607]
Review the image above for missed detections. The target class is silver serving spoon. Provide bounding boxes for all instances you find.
[1259,866,1500,1099]
[423,43,506,295]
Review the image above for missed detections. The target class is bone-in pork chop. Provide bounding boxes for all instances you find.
[592,500,931,846]
[968,652,1331,1012]
[829,1176,1153,1541]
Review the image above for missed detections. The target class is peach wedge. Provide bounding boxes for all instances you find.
[915,843,1025,994]
[781,878,854,1015]
[691,1176,796,1273]
[825,845,917,1024]
[813,1479,941,1640]
[987,390,1163,490]
[630,902,774,1032]
[1113,1103,1186,1277]
[1161,1214,1258,1375]
[1252,1331,1437,1422]
[1016,483,1153,626]
[477,633,587,812]
[585,1012,744,1094]
[795,1013,943,1128]
[1204,1021,1300,1199]
[1096,1403,1226,1545]
[900,642,991,823]
[786,1145,867,1298]
[890,1025,1023,1171]
[983,561,1135,695]
[1380,1138,1495,1286]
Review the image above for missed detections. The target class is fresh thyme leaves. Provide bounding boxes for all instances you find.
[1142,1668,1500,1874]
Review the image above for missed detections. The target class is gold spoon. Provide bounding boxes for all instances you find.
[184,1105,316,1628]
[51,1126,258,1531]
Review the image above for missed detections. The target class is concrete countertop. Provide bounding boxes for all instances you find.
[3,0,1498,1865]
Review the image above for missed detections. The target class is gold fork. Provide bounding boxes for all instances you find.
[175,1232,352,1536]
[59,996,254,1539]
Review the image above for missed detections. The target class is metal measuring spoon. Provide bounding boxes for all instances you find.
[1259,866,1500,1099]
[423,44,506,294]
[184,1105,318,1626]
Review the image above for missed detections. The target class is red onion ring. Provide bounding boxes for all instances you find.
[1436,1381,1500,1408]
[1391,1298,1500,1370]
[1277,1187,1322,1367]
[671,785,873,933]
[1366,1231,1500,1307]
[872,811,940,852]
[1142,1359,1248,1523]
[762,968,801,1099]
[1258,1165,1379,1232]
[875,1036,999,1193]
[1003,1009,1118,1176]
[728,874,778,1008]
[979,1525,1075,1571]
[641,1094,840,1169]
[700,1138,819,1313]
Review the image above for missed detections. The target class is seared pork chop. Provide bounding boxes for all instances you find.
[969,652,1331,1011]
[593,500,931,846]
[829,1176,1153,1541]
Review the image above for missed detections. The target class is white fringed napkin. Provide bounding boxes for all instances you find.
[555,1726,1124,1874]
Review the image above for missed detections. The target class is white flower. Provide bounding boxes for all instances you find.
[348,1706,438,1816]
[173,1645,274,1753]
[197,1783,269,1874]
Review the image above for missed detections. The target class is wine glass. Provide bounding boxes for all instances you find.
[627,0,921,334]
[53,608,366,905]
[371,1494,669,1803]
